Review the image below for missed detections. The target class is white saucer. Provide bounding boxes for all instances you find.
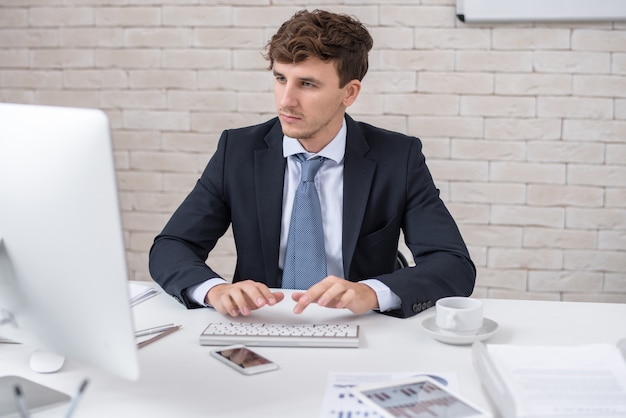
[421,316,499,345]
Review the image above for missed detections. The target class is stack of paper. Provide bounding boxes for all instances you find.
[473,342,626,417]
[128,282,159,306]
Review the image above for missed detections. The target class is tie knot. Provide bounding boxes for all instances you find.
[295,154,324,182]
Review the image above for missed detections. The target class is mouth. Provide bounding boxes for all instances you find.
[279,111,302,123]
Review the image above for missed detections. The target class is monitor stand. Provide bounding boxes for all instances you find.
[0,375,70,417]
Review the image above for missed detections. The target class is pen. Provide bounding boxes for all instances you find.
[13,384,31,418]
[65,378,89,418]
[135,323,176,337]
[138,324,181,349]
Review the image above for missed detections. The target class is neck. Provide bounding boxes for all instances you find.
[298,117,345,153]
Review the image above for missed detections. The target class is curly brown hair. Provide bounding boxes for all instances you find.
[264,9,373,88]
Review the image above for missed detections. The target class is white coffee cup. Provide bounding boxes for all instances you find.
[435,297,483,335]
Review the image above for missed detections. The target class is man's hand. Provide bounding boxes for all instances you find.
[291,276,378,315]
[206,280,285,317]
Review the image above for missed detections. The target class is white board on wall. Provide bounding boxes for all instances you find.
[457,0,626,22]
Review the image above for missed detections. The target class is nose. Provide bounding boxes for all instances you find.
[277,81,297,109]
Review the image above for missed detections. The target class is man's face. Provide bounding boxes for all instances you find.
[273,58,360,153]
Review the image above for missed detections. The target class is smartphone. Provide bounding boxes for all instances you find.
[210,345,278,375]
[351,376,490,418]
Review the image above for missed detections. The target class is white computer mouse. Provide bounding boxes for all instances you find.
[30,349,65,373]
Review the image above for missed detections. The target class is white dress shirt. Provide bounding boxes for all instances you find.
[188,118,401,312]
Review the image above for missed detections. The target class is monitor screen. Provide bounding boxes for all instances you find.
[0,103,140,384]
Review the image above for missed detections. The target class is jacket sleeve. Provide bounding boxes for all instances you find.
[148,130,231,308]
[375,138,476,318]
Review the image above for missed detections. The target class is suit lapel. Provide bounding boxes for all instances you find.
[342,116,376,278]
[255,119,286,287]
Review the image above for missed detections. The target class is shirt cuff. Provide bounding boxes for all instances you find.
[360,279,401,312]
[186,278,227,307]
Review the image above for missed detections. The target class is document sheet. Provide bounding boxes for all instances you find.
[486,343,626,417]
[320,371,459,417]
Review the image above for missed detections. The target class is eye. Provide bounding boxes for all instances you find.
[275,75,286,83]
[302,81,316,88]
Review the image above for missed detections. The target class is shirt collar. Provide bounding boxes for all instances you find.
[282,118,346,164]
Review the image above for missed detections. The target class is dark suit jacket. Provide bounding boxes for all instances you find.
[149,115,475,318]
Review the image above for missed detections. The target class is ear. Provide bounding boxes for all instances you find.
[342,79,361,107]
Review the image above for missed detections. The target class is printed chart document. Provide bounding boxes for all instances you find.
[320,371,459,417]
[472,342,626,417]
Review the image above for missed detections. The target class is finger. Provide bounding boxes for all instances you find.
[237,280,284,308]
[316,282,350,307]
[292,280,333,314]
[269,291,285,305]
[210,282,285,317]
[341,284,378,314]
[228,286,258,316]
[252,285,282,307]
[333,287,357,310]
[241,282,270,309]
[291,291,305,302]
[217,290,241,317]
[211,283,252,316]
[208,285,238,317]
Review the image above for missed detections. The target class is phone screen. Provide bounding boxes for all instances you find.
[214,346,273,369]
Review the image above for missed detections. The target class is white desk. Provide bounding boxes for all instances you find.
[2,287,625,417]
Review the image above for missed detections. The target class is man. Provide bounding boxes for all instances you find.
[149,9,475,319]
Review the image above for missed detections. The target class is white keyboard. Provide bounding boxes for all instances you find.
[199,322,360,348]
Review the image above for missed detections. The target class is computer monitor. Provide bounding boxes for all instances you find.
[0,103,140,412]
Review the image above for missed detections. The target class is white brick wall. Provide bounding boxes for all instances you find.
[1,0,624,302]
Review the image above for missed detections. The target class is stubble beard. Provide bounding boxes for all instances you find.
[278,110,333,142]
